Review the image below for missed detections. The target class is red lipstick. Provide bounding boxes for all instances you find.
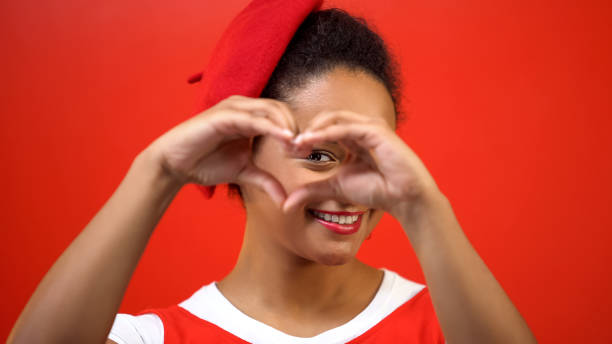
[308,209,366,235]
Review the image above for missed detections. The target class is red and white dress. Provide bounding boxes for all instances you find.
[108,268,445,343]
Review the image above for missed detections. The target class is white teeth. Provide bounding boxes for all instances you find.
[311,210,360,225]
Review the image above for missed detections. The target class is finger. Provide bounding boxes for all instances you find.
[236,163,287,207]
[338,139,365,158]
[338,139,377,168]
[302,110,370,134]
[280,137,312,157]
[294,123,383,151]
[282,177,349,213]
[212,112,293,143]
[266,98,299,135]
[227,96,297,136]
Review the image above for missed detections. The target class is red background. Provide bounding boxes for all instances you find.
[2,0,611,342]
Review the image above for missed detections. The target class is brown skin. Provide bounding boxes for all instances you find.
[8,66,536,343]
[216,68,394,336]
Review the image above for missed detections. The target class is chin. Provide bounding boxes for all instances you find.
[317,255,352,266]
[310,241,358,266]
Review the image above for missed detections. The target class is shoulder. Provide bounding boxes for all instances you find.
[108,312,163,344]
[380,268,425,297]
[108,281,227,344]
[349,268,445,343]
[378,267,438,320]
[375,268,426,313]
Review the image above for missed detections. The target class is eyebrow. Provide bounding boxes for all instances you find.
[318,141,342,148]
[315,142,347,156]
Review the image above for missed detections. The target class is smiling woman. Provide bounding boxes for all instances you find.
[235,67,396,269]
[7,1,536,344]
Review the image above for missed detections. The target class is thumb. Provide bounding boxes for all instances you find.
[236,163,287,207]
[282,177,347,213]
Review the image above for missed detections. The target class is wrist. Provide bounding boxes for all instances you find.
[132,147,185,194]
[390,185,450,232]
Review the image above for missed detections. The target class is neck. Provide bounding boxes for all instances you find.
[217,220,382,317]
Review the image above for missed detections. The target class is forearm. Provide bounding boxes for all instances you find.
[8,148,183,344]
[399,190,536,344]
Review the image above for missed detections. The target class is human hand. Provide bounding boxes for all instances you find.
[282,110,442,224]
[146,95,296,206]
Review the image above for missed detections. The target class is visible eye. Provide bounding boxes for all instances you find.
[306,151,334,163]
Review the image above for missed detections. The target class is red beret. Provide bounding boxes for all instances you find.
[189,0,324,199]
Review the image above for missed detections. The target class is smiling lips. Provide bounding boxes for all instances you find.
[308,209,366,235]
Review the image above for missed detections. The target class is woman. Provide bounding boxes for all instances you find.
[8,3,536,344]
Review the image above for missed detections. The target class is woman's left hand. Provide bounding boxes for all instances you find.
[282,110,443,224]
[283,111,538,344]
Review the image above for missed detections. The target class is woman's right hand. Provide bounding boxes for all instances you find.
[146,95,297,205]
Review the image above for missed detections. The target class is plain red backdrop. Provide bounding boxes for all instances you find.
[1,0,611,342]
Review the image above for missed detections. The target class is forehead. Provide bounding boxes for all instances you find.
[285,67,396,131]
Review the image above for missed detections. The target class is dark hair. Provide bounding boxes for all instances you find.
[229,8,403,199]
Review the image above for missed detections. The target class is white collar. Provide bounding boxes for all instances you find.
[179,268,424,344]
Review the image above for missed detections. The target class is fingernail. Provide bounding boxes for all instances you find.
[283,129,294,137]
[294,132,312,144]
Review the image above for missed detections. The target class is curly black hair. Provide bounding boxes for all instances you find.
[229,8,403,199]
[261,8,402,117]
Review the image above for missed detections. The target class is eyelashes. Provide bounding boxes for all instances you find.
[305,150,336,163]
